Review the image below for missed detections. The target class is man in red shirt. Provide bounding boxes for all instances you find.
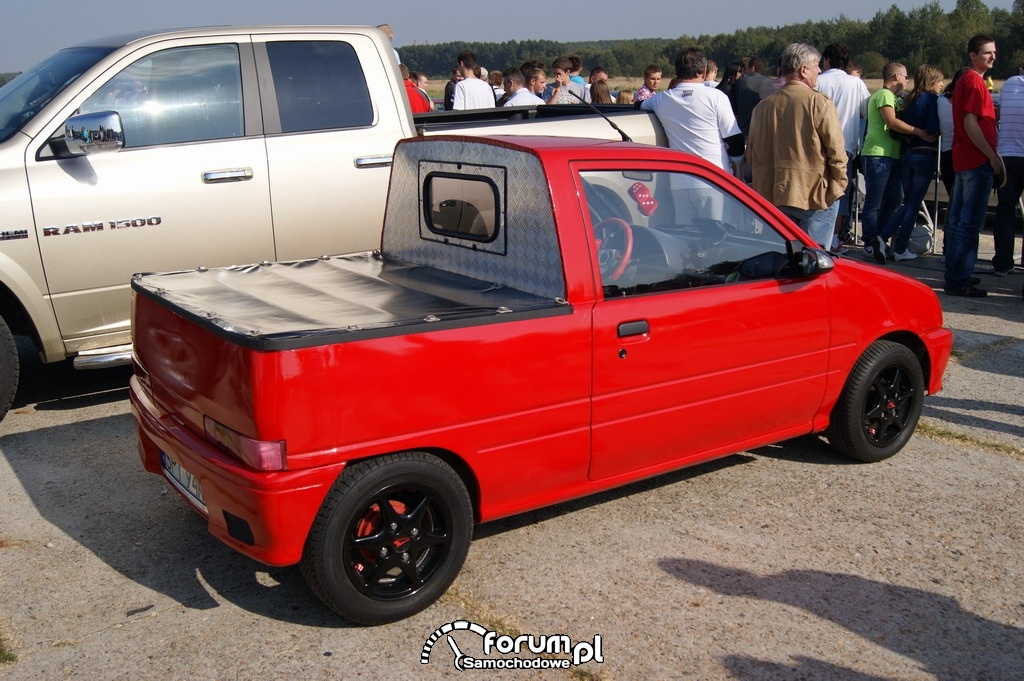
[944,35,1003,297]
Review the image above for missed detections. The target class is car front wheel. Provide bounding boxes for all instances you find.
[828,340,925,463]
[301,451,472,624]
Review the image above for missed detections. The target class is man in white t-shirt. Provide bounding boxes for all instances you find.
[815,43,870,251]
[453,51,496,110]
[993,62,1024,276]
[641,48,744,170]
[641,48,744,223]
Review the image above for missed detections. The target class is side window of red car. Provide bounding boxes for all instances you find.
[581,170,789,296]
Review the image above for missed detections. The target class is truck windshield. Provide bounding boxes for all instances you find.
[0,46,115,143]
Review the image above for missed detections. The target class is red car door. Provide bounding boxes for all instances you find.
[577,163,832,481]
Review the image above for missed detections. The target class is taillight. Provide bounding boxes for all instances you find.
[204,416,286,471]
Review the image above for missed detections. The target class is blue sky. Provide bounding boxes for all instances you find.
[3,0,1015,72]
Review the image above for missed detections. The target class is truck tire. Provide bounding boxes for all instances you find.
[0,316,18,422]
[301,452,472,624]
[827,340,924,463]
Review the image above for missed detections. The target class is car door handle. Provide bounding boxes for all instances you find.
[617,320,650,338]
[202,168,254,184]
[354,155,393,169]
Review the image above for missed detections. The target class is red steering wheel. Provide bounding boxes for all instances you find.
[594,217,634,281]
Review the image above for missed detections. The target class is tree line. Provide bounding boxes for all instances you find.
[399,0,1024,83]
[0,1,1019,90]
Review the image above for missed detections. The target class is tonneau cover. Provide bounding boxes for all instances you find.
[131,252,568,351]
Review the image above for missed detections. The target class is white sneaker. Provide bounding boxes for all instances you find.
[894,250,918,261]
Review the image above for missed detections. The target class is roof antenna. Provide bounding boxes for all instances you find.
[568,90,633,143]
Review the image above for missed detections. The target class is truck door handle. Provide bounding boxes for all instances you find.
[202,168,254,183]
[354,155,393,169]
[617,320,649,338]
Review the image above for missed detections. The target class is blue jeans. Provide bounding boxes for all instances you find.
[883,150,937,254]
[780,201,841,249]
[944,163,994,290]
[861,155,903,244]
[992,155,1024,272]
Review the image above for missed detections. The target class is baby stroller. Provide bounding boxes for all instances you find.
[847,169,936,255]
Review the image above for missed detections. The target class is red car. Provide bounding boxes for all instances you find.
[130,135,952,624]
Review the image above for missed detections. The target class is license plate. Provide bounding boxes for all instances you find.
[161,451,207,513]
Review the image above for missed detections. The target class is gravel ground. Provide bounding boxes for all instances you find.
[0,237,1021,680]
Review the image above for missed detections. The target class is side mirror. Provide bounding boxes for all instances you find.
[63,111,124,156]
[787,239,835,276]
[735,242,836,281]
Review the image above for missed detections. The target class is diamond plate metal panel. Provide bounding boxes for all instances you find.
[382,138,565,300]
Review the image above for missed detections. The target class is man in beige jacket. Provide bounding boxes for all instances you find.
[747,43,848,248]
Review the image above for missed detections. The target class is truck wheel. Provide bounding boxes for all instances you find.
[827,340,924,463]
[0,316,19,422]
[301,452,472,624]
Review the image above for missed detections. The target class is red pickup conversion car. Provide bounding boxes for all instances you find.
[130,135,952,624]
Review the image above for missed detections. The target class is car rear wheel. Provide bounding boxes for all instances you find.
[827,340,925,463]
[301,452,472,624]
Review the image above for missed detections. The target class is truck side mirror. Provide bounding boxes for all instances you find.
[63,111,125,156]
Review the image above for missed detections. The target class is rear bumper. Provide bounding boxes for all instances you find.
[129,376,345,566]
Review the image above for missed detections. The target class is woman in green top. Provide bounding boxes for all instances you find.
[860,62,935,263]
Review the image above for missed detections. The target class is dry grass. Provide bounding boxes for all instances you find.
[0,632,15,664]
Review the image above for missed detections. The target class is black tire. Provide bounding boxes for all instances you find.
[0,316,19,422]
[828,340,925,463]
[301,452,472,625]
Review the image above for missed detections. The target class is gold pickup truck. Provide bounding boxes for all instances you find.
[0,25,666,420]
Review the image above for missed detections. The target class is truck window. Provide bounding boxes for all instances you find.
[0,46,115,143]
[265,41,373,133]
[81,44,243,148]
[424,174,499,241]
[580,169,789,296]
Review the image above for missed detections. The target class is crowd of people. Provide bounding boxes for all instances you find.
[393,31,1022,300]
[422,53,620,108]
